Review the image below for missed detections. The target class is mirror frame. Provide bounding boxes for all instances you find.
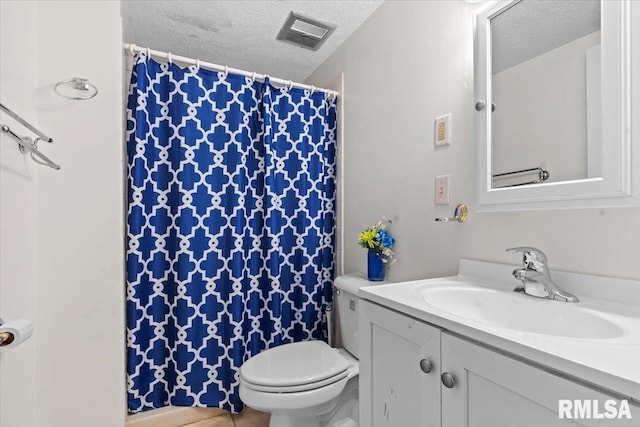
[474,0,639,211]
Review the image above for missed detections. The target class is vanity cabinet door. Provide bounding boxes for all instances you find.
[360,301,441,427]
[441,333,638,427]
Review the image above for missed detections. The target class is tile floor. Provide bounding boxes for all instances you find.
[182,408,270,427]
[126,407,270,427]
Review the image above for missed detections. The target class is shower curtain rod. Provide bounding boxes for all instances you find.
[124,44,338,98]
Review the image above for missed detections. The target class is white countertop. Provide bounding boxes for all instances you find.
[358,259,640,401]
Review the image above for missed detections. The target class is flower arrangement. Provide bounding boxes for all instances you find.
[358,218,395,264]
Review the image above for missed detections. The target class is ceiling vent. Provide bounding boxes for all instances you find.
[276,12,336,51]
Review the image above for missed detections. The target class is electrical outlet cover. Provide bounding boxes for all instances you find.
[434,113,452,147]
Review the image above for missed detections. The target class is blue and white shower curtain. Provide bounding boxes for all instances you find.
[126,53,337,413]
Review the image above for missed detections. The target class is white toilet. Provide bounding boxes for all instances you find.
[239,273,370,427]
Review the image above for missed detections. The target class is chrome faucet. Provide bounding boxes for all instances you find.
[506,247,579,303]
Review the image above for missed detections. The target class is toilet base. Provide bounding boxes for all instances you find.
[267,376,358,427]
[267,395,340,427]
[270,412,321,427]
[269,410,357,427]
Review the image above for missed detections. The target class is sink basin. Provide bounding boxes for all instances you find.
[419,283,624,339]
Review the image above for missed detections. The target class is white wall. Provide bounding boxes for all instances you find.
[0,2,39,425]
[0,2,125,426]
[307,0,640,283]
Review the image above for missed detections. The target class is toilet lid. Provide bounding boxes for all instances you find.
[240,341,349,388]
[242,369,348,393]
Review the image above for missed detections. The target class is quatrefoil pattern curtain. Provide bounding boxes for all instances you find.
[126,54,336,413]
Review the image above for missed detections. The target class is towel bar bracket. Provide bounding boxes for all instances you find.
[0,102,60,170]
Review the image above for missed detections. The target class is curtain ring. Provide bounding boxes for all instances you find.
[167,52,173,64]
[224,65,229,77]
[129,44,135,56]
[146,47,151,58]
[310,85,316,94]
[196,58,201,69]
[288,80,293,90]
[251,72,257,82]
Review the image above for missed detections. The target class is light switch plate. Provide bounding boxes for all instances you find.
[435,175,450,205]
[434,113,452,147]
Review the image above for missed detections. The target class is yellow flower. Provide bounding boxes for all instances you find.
[359,229,377,249]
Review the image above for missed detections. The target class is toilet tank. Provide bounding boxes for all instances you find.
[334,273,388,358]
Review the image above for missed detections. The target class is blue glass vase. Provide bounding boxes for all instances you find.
[367,250,385,281]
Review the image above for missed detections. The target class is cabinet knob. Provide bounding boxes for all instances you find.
[419,359,432,374]
[441,372,455,388]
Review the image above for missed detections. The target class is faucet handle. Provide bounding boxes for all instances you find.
[506,247,548,270]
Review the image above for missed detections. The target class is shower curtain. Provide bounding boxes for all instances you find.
[126,53,337,413]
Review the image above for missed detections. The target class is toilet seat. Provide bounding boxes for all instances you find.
[241,369,348,393]
[240,341,349,392]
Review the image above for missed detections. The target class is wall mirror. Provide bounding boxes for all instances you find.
[474,0,639,211]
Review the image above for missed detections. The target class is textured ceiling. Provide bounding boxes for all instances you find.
[122,0,383,82]
[492,0,601,73]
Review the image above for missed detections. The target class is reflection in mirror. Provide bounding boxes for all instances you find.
[490,0,601,188]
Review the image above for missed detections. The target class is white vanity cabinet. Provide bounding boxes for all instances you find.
[441,333,637,427]
[359,300,441,427]
[360,300,638,427]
